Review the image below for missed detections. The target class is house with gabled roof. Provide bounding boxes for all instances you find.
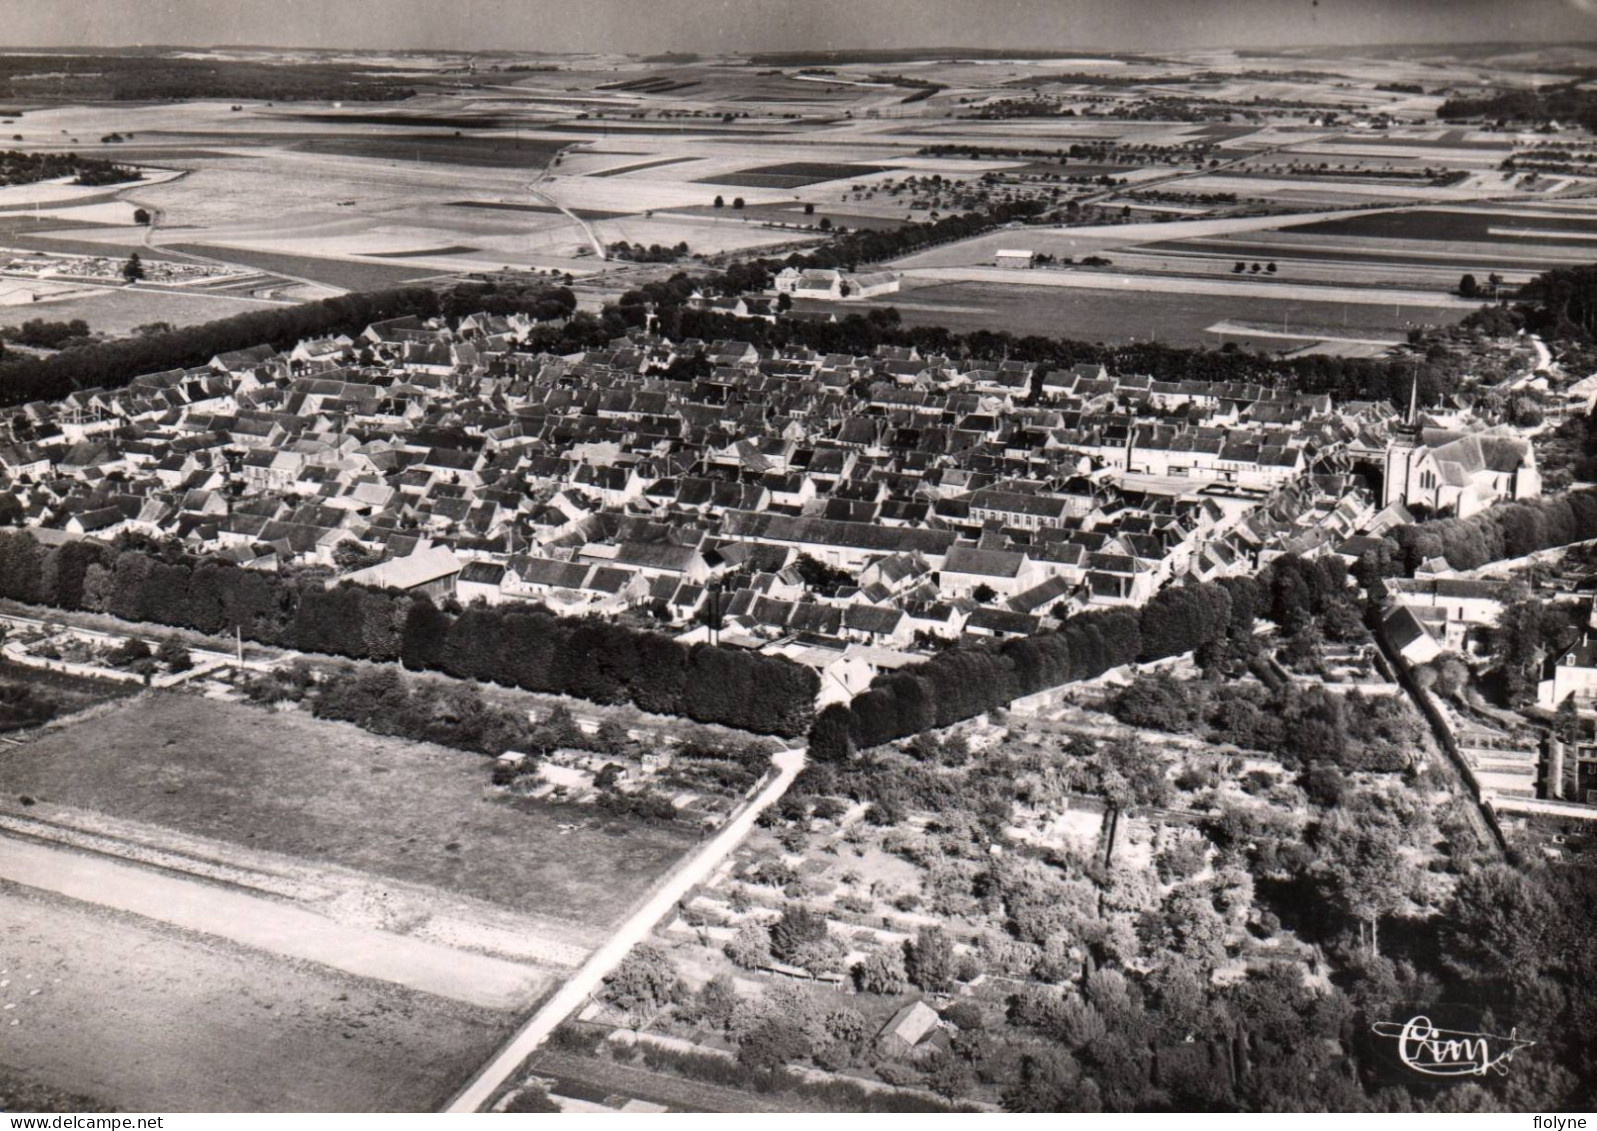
[940,545,1043,600]
[339,543,462,599]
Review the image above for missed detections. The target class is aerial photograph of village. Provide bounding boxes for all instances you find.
[0,0,1595,1118]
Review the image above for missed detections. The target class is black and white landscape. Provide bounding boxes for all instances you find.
[0,0,1593,1117]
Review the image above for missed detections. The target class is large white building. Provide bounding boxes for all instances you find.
[774,267,901,300]
[1383,383,1539,518]
[1540,636,1597,711]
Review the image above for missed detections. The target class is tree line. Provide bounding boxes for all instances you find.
[810,482,1597,756]
[1439,83,1597,131]
[0,531,817,737]
[1385,486,1597,573]
[0,54,418,102]
[785,197,1050,272]
[810,555,1349,758]
[1474,263,1597,341]
[615,267,1464,411]
[0,281,575,407]
[0,149,140,188]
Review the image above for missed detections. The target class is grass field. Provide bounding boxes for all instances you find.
[698,161,896,188]
[2,231,193,262]
[10,286,279,334]
[590,156,700,177]
[287,112,510,129]
[447,200,631,220]
[0,883,512,1112]
[0,694,698,928]
[1137,236,1572,272]
[1287,207,1597,242]
[164,243,445,289]
[366,244,479,258]
[0,215,126,239]
[846,280,1463,346]
[668,201,908,231]
[293,133,566,170]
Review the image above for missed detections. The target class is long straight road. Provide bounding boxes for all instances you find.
[443,747,807,1113]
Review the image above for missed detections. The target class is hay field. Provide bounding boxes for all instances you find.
[840,277,1464,347]
[0,884,513,1112]
[0,694,698,928]
[11,286,283,333]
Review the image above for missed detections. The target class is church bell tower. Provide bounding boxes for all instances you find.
[1383,374,1421,508]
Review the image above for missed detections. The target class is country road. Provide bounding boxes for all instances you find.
[124,183,348,297]
[443,746,807,1113]
[528,143,607,262]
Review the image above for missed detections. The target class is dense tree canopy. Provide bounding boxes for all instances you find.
[0,530,816,736]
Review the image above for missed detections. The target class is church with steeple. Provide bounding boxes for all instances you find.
[1382,375,1540,518]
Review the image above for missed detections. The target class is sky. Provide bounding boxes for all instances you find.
[2,0,1597,55]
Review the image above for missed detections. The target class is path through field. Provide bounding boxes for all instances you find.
[443,746,807,1113]
[0,835,546,1010]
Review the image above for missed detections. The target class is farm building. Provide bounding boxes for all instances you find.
[846,271,901,298]
[994,249,1036,268]
[337,543,462,598]
[875,1000,949,1061]
[774,267,901,300]
[776,268,846,299]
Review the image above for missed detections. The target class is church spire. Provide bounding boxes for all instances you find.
[1407,369,1419,428]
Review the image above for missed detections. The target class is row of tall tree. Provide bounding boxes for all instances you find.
[1386,486,1597,572]
[0,531,816,736]
[619,273,1463,411]
[810,556,1349,758]
[810,479,1597,756]
[0,281,576,408]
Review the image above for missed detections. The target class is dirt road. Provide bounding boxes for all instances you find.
[443,747,807,1113]
[0,834,546,1010]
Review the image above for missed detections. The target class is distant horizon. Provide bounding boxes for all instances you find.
[4,38,1597,56]
[0,38,1590,60]
[3,0,1597,57]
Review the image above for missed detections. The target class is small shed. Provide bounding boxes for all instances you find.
[876,999,942,1060]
